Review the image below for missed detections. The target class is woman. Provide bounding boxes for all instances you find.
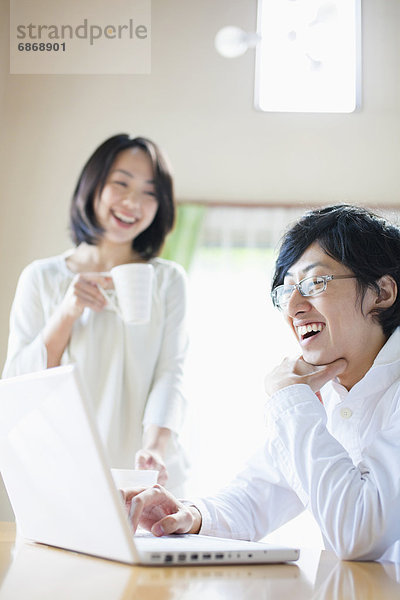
[3,134,189,494]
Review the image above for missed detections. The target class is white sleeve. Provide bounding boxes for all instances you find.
[191,447,304,541]
[265,384,400,560]
[2,264,48,377]
[142,265,189,434]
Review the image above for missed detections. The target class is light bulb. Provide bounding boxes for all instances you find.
[215,26,260,58]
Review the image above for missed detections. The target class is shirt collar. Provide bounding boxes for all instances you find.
[372,326,400,368]
[324,327,400,402]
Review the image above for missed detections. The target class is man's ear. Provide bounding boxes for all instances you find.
[374,275,397,309]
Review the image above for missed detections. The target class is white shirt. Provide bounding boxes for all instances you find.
[196,327,400,562]
[2,253,189,493]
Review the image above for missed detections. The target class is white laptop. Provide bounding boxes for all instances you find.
[0,365,299,566]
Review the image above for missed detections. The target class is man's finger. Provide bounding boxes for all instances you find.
[307,358,347,391]
[121,487,146,503]
[323,357,347,378]
[152,509,192,536]
[127,485,168,532]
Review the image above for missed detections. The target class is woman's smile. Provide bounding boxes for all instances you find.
[95,147,158,247]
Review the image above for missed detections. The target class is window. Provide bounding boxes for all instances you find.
[180,205,323,547]
[255,0,361,113]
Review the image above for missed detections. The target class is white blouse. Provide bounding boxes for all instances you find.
[2,253,189,493]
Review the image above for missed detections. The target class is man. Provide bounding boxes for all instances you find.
[124,204,400,562]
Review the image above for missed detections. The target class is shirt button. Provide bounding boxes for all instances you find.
[340,407,353,419]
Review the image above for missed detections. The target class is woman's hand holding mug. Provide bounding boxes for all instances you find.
[61,263,154,324]
[97,263,154,324]
[135,448,169,486]
[62,273,114,320]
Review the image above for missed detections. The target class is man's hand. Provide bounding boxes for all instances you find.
[265,356,347,396]
[123,485,202,536]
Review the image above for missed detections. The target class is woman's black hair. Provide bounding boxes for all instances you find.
[69,134,175,259]
[272,204,400,337]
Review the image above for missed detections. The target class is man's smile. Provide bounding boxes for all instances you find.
[296,322,324,341]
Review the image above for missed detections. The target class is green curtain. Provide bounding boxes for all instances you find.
[161,203,207,271]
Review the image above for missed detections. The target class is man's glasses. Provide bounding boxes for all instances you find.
[271,274,357,310]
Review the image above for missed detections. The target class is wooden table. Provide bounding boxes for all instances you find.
[1,522,400,599]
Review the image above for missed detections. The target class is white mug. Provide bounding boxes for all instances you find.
[99,263,154,324]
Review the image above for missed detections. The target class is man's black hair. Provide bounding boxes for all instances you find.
[272,204,400,337]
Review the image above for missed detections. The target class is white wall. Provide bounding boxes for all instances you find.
[1,0,400,519]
